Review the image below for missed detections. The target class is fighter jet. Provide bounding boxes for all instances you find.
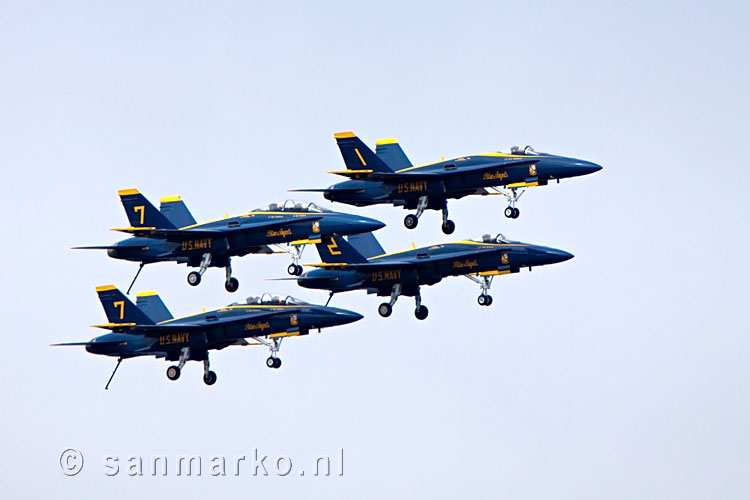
[75,189,385,293]
[52,285,363,388]
[296,232,573,319]
[293,132,602,233]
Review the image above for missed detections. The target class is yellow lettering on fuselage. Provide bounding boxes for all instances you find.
[244,321,271,331]
[483,171,509,181]
[397,181,428,194]
[181,238,213,251]
[159,332,190,345]
[266,228,293,238]
[452,259,479,269]
[371,269,402,282]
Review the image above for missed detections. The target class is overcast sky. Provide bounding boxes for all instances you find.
[1,1,749,498]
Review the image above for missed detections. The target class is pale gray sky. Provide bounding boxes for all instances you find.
[1,1,749,498]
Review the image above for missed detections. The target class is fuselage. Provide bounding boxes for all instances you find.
[298,240,573,295]
[324,152,602,208]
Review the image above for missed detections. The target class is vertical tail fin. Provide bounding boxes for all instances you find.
[159,195,196,228]
[334,132,393,173]
[346,232,385,259]
[118,189,176,229]
[314,236,368,264]
[96,285,155,325]
[135,291,173,323]
[375,138,413,170]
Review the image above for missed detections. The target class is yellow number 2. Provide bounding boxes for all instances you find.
[326,238,342,256]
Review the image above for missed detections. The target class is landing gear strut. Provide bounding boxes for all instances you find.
[498,187,524,219]
[188,253,211,286]
[414,288,428,320]
[404,196,428,230]
[203,357,217,385]
[378,284,401,317]
[441,205,455,235]
[253,336,283,369]
[466,274,494,307]
[284,244,305,276]
[167,347,190,381]
[224,259,239,293]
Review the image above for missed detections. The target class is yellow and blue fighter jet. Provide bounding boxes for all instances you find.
[52,286,363,388]
[75,190,385,293]
[296,232,573,320]
[293,132,602,233]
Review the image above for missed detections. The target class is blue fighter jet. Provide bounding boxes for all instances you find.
[296,232,573,320]
[52,286,363,388]
[75,190,385,293]
[294,132,602,233]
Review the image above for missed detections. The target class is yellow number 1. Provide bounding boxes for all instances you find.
[134,206,145,225]
[113,301,125,320]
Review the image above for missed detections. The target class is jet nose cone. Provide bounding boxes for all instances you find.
[574,161,602,176]
[547,248,574,264]
[359,216,386,233]
[330,307,364,325]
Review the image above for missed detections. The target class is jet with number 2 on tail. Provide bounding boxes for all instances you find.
[295,232,573,320]
[74,189,385,293]
[52,285,363,388]
[293,132,602,233]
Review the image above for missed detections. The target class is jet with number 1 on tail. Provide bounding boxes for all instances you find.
[74,190,385,293]
[52,285,363,388]
[295,232,573,320]
[292,132,602,233]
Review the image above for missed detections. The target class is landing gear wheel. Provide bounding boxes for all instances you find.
[512,207,520,219]
[266,356,281,369]
[224,277,239,293]
[415,305,429,320]
[504,207,514,218]
[441,220,455,235]
[378,303,393,317]
[404,214,418,229]
[478,294,492,306]
[187,271,201,286]
[288,264,303,276]
[203,370,217,385]
[166,365,181,381]
[273,357,281,369]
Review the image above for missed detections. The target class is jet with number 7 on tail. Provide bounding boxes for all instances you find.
[295,232,573,320]
[75,189,385,293]
[52,285,363,388]
[293,132,602,233]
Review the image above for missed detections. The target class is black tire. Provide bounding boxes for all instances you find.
[486,295,493,306]
[203,371,217,385]
[415,305,429,320]
[166,365,181,381]
[187,271,201,286]
[225,277,239,293]
[504,207,514,218]
[478,295,488,306]
[294,264,303,276]
[378,303,392,317]
[287,264,298,275]
[441,220,455,235]
[266,357,276,369]
[273,357,282,369]
[512,207,520,219]
[404,214,418,229]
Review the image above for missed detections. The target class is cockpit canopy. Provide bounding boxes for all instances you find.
[253,200,330,213]
[235,293,309,306]
[481,233,513,244]
[509,145,539,156]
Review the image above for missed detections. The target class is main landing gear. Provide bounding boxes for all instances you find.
[166,348,218,386]
[378,284,429,320]
[403,197,455,235]
[465,274,495,307]
[187,254,239,292]
[284,244,305,276]
[252,336,284,369]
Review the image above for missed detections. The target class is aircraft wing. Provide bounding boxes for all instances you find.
[111,216,323,239]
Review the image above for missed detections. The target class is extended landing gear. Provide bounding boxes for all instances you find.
[203,359,217,386]
[498,187,524,219]
[414,289,428,320]
[466,274,495,307]
[403,196,428,230]
[441,206,455,235]
[187,254,239,292]
[253,337,283,369]
[166,347,190,381]
[285,244,305,276]
[378,284,401,317]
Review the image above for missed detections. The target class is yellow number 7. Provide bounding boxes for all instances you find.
[113,301,125,320]
[134,206,145,225]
